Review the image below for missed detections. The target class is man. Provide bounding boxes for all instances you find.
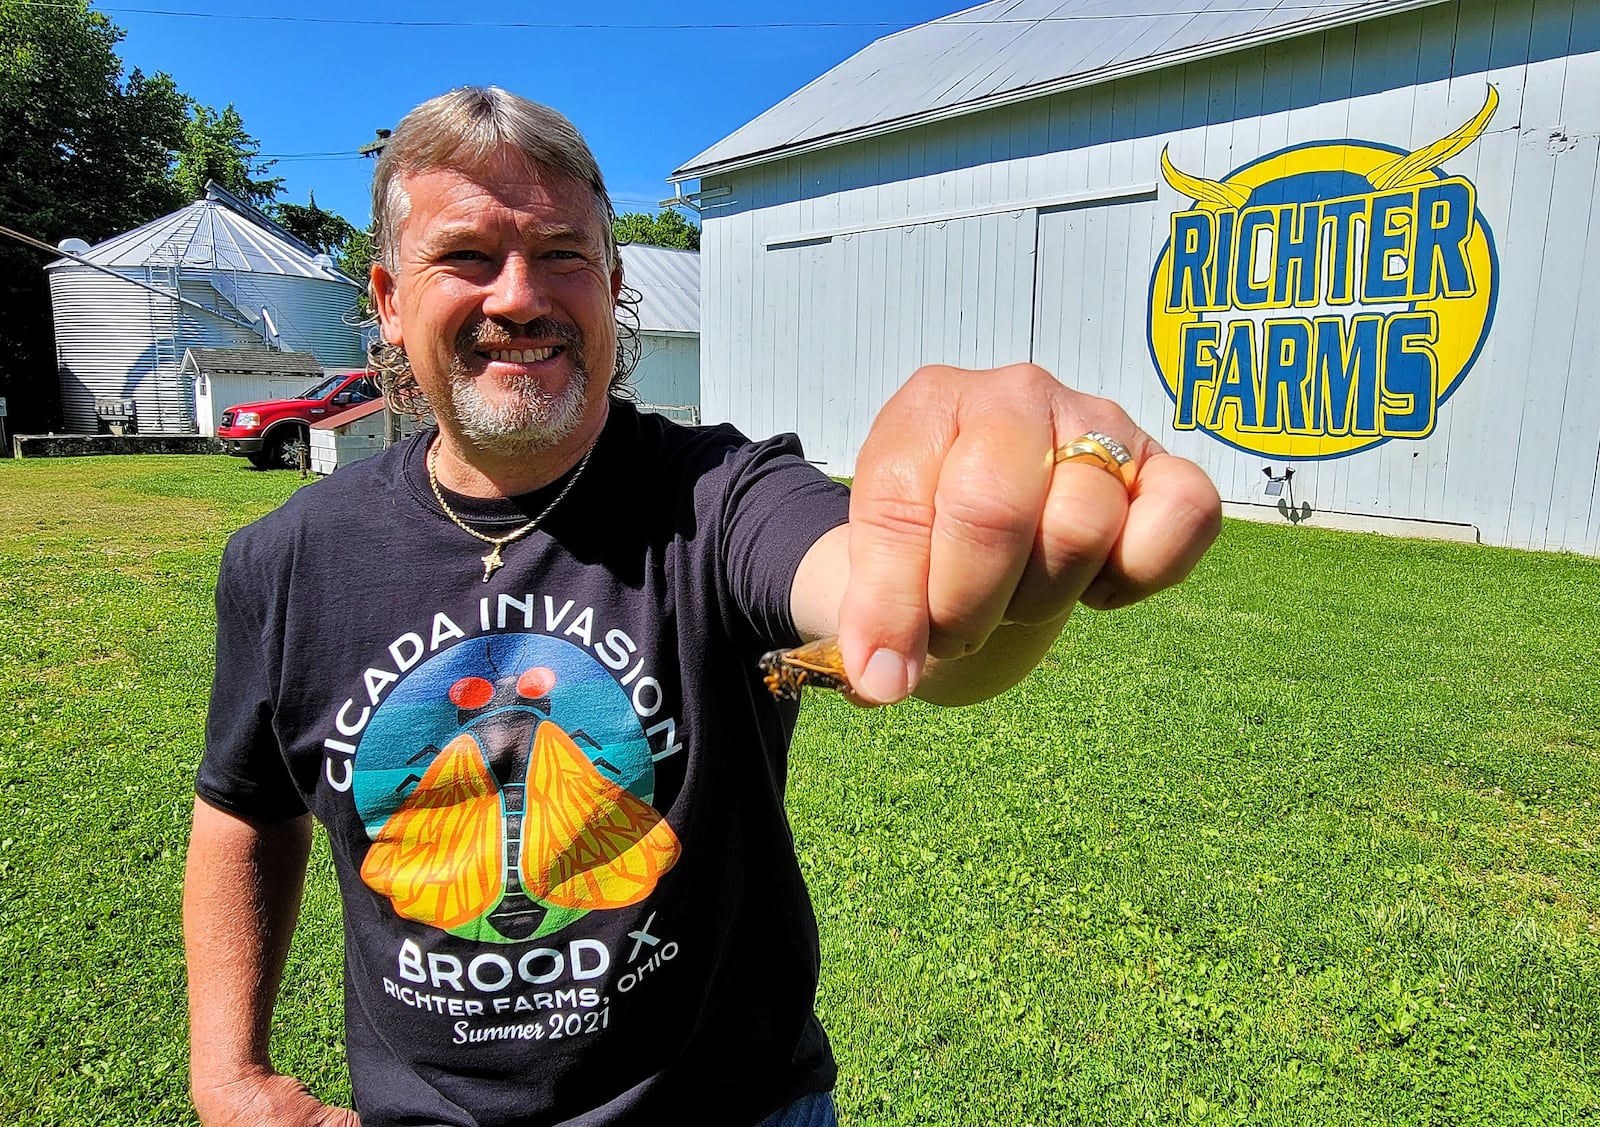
[184,87,1220,1127]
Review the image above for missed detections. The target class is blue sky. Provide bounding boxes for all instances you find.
[103,0,964,228]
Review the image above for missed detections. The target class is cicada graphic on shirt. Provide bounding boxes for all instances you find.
[352,635,680,943]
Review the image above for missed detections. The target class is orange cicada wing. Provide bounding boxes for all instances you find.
[758,635,851,700]
[360,732,504,930]
[519,721,680,910]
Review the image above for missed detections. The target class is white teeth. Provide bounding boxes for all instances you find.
[487,347,556,363]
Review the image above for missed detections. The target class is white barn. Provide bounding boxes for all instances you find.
[674,0,1600,554]
[619,243,701,422]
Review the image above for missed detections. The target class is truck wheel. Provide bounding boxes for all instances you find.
[254,426,307,470]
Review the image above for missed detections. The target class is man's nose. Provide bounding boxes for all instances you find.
[482,255,552,322]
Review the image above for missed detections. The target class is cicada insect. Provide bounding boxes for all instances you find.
[758,635,852,700]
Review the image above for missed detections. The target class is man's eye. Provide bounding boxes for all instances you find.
[444,249,490,262]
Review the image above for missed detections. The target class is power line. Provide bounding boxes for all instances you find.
[19,0,1394,31]
[259,154,369,164]
[18,2,905,28]
[257,149,362,159]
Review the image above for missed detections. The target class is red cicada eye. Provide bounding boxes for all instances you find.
[516,666,557,699]
[448,676,495,710]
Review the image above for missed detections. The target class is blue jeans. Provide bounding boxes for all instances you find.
[756,1090,837,1127]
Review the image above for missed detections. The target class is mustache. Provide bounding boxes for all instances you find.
[459,318,584,352]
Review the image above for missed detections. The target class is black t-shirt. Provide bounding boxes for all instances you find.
[198,400,851,1127]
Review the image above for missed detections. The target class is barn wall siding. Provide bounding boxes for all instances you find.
[699,0,1600,553]
[631,333,702,421]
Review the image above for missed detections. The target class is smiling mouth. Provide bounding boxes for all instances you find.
[483,347,560,364]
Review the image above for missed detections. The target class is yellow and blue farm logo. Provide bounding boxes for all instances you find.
[1147,88,1499,460]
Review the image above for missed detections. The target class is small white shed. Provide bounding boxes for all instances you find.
[183,347,324,436]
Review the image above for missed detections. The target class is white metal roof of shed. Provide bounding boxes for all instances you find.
[619,243,699,334]
[179,347,324,375]
[45,195,356,284]
[673,0,1449,180]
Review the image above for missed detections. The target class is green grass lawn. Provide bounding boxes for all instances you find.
[1,455,1596,1125]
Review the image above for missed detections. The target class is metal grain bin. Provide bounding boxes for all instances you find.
[46,183,364,434]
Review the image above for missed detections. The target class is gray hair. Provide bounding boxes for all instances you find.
[367,86,638,412]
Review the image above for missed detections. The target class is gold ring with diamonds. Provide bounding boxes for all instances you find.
[1053,431,1136,489]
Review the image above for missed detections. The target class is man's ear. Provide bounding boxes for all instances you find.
[610,262,623,303]
[371,260,403,347]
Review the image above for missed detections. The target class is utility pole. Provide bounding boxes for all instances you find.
[357,126,396,444]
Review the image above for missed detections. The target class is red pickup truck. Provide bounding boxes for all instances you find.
[217,370,381,469]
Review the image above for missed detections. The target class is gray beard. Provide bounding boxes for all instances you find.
[445,319,593,456]
[446,356,590,457]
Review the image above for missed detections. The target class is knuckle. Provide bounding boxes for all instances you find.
[927,622,992,661]
[1040,493,1124,564]
[1178,492,1225,552]
[1142,497,1224,590]
[1078,583,1130,612]
[1058,386,1141,437]
[844,581,927,623]
[1002,588,1072,626]
[853,494,938,547]
[933,487,1036,547]
[901,363,959,401]
[1014,362,1058,392]
[984,362,1059,404]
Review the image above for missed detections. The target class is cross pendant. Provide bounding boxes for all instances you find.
[481,546,504,582]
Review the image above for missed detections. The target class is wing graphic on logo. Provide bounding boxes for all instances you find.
[521,720,681,910]
[360,732,505,930]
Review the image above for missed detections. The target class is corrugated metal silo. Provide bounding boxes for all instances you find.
[46,183,364,434]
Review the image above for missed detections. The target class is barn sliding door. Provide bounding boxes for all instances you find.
[1031,198,1169,435]
[774,207,1038,473]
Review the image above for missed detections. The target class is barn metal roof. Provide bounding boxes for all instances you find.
[45,193,356,284]
[673,0,1449,180]
[619,243,699,334]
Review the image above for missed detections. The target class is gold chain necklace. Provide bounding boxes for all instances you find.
[427,440,594,582]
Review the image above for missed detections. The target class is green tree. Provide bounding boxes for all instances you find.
[335,225,375,284]
[173,101,281,207]
[613,209,700,251]
[272,190,356,256]
[334,224,376,315]
[0,0,189,431]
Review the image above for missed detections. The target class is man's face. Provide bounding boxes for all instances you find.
[371,156,622,455]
